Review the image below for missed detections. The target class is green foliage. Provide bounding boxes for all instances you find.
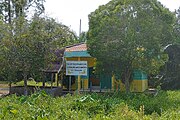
[0,13,78,84]
[174,7,180,44]
[0,91,179,119]
[0,0,45,22]
[87,0,176,92]
[160,45,180,90]
[79,32,87,43]
[0,0,78,96]
[149,7,180,89]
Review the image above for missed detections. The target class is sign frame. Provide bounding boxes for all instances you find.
[66,61,87,76]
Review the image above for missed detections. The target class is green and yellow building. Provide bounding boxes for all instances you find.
[63,43,148,92]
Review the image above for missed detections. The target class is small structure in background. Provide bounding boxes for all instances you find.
[43,49,65,87]
[117,70,148,92]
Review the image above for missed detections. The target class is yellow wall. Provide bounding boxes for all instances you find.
[81,79,89,89]
[66,57,95,90]
[66,57,148,92]
[68,79,88,90]
[131,80,148,92]
[119,80,148,92]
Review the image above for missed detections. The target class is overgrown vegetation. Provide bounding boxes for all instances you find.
[0,91,179,119]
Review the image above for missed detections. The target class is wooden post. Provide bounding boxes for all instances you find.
[69,76,71,92]
[51,73,53,89]
[60,73,63,87]
[78,57,81,93]
[55,73,58,86]
[90,81,92,92]
[82,79,84,92]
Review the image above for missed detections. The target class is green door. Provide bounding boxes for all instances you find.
[100,74,111,89]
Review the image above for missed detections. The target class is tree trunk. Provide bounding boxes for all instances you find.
[7,0,11,24]
[125,77,130,93]
[9,81,12,94]
[124,67,132,93]
[42,73,45,87]
[23,73,28,96]
[8,75,12,94]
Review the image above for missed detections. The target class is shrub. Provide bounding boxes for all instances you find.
[0,90,179,119]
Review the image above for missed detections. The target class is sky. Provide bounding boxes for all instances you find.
[44,0,180,36]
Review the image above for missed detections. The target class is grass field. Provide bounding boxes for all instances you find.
[0,80,59,95]
[0,80,60,87]
[0,82,9,95]
[0,81,9,88]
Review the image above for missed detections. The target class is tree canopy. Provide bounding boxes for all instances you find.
[87,0,176,92]
[174,7,180,44]
[0,14,78,94]
[0,0,45,23]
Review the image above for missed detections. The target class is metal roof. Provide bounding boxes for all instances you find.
[65,43,87,52]
[65,43,91,58]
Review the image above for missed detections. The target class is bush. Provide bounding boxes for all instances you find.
[0,91,179,119]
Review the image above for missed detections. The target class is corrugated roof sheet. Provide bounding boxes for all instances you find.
[64,43,91,57]
[65,43,87,52]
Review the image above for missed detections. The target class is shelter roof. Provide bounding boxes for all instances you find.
[43,48,65,73]
[44,63,61,73]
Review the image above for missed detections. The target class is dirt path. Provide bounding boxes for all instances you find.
[0,85,9,96]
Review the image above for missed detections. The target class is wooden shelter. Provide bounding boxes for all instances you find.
[43,49,65,87]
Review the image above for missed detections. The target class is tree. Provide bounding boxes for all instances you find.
[0,0,45,23]
[27,15,78,82]
[174,7,180,44]
[0,0,45,95]
[162,45,180,90]
[158,7,180,90]
[79,32,87,43]
[87,0,175,92]
[0,15,78,95]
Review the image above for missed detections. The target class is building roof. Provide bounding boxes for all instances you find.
[44,43,91,73]
[65,43,87,52]
[65,43,91,58]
